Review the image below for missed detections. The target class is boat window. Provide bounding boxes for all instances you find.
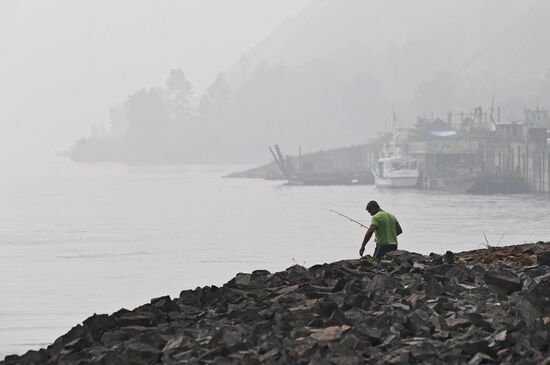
[392,162,404,170]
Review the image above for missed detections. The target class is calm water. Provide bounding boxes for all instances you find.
[1,159,549,357]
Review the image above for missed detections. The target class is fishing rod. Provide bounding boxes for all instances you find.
[323,208,369,230]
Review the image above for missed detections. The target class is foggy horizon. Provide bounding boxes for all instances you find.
[0,0,310,163]
[3,0,549,165]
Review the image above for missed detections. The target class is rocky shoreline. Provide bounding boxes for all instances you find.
[3,242,550,365]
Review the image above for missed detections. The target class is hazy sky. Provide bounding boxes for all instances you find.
[0,0,310,162]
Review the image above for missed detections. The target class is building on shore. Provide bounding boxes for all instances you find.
[482,107,550,194]
[231,106,550,195]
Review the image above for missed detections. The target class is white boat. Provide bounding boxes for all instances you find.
[372,109,420,188]
[372,155,420,187]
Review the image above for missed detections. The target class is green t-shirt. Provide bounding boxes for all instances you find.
[371,211,398,246]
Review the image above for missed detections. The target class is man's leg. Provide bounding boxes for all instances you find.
[373,245,397,260]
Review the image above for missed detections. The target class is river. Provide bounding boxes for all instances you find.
[1,159,549,357]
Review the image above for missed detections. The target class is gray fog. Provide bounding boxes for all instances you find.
[3,0,548,164]
[2,0,550,359]
[0,0,309,163]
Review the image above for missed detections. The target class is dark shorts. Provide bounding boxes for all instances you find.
[373,244,398,260]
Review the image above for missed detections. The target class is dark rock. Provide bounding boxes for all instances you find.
[162,334,192,355]
[430,315,449,332]
[484,270,523,294]
[151,295,179,313]
[429,253,443,265]
[330,356,362,365]
[343,307,368,323]
[2,349,50,365]
[46,324,87,353]
[444,250,455,264]
[83,313,118,341]
[538,252,550,266]
[460,340,490,356]
[211,326,245,348]
[123,342,162,364]
[63,336,93,353]
[307,318,324,328]
[345,293,369,310]
[365,274,400,293]
[331,278,347,292]
[316,299,338,317]
[352,324,383,345]
[5,243,550,365]
[117,313,156,327]
[468,352,494,365]
[405,309,430,336]
[425,277,444,297]
[409,341,437,362]
[179,289,202,306]
[325,309,349,326]
[464,312,492,331]
[446,317,472,330]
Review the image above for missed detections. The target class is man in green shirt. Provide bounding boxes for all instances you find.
[359,200,402,259]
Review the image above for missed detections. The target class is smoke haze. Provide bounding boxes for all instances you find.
[0,0,309,163]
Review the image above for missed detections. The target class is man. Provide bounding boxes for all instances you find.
[359,200,402,260]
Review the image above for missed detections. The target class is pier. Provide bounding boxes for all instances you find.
[230,106,550,195]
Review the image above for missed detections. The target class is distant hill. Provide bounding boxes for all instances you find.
[206,0,541,161]
[73,0,548,164]
[453,0,550,110]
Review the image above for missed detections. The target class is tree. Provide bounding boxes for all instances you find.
[109,104,128,139]
[165,68,193,121]
[198,72,231,121]
[124,87,169,140]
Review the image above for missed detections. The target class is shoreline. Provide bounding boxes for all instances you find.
[3,242,550,364]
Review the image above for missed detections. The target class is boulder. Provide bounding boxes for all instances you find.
[484,270,522,294]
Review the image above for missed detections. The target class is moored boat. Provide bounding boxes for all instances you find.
[372,155,419,188]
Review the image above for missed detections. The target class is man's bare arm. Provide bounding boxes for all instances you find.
[359,225,376,256]
[396,221,403,236]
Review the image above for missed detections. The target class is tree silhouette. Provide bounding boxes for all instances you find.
[166,68,193,121]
